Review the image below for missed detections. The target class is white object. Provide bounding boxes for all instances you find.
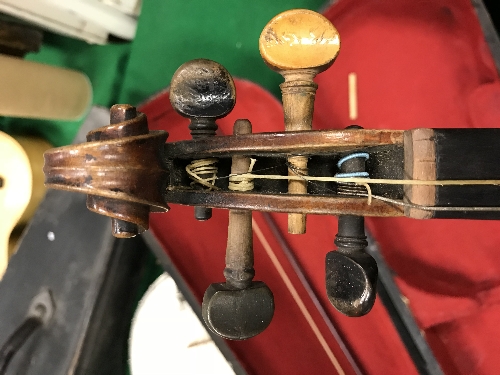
[0,0,141,44]
[129,273,235,375]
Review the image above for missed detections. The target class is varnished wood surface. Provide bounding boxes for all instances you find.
[44,132,169,209]
[165,190,403,217]
[165,129,404,158]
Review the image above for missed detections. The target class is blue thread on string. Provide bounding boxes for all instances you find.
[335,152,370,189]
[335,153,370,178]
[337,153,369,168]
[335,171,369,178]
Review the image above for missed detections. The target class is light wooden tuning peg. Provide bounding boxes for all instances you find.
[259,9,340,234]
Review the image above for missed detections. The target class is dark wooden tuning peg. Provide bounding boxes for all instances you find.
[326,215,378,316]
[169,58,236,125]
[202,281,274,340]
[325,125,378,316]
[202,120,274,340]
[169,59,236,221]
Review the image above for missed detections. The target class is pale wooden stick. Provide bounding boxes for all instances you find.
[348,72,358,121]
[225,120,254,287]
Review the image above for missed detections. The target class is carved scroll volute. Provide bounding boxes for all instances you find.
[43,104,169,237]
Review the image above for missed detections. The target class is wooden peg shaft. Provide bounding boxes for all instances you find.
[281,73,316,233]
[260,9,340,234]
[230,120,252,179]
[106,104,142,238]
[224,119,254,289]
[202,119,274,340]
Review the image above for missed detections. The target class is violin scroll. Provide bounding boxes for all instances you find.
[43,104,169,237]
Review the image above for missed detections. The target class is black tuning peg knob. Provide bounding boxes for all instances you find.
[326,215,378,316]
[202,202,275,341]
[203,280,274,340]
[169,59,236,221]
[169,58,236,126]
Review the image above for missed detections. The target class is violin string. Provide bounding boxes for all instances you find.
[185,158,219,190]
[215,164,285,180]
[186,159,500,212]
[228,158,256,192]
[227,172,500,186]
[360,193,500,212]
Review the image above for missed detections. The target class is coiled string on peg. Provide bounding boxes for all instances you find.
[186,158,219,190]
[229,158,257,192]
[335,153,370,196]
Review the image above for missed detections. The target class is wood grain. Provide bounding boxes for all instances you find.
[165,129,404,159]
[403,128,436,219]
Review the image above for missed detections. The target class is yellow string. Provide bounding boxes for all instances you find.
[185,162,500,209]
[228,158,257,191]
[185,158,220,190]
[233,173,500,186]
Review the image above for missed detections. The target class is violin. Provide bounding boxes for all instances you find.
[43,9,500,344]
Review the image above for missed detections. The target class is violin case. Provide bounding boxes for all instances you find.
[0,1,498,374]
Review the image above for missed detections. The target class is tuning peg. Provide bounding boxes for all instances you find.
[259,9,340,234]
[202,120,274,340]
[325,126,378,316]
[326,215,378,316]
[170,59,236,221]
